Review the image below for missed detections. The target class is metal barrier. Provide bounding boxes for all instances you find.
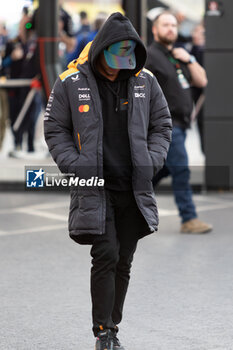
[0,79,32,88]
[0,78,40,132]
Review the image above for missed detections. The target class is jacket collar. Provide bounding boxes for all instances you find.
[68,41,92,70]
[153,41,172,56]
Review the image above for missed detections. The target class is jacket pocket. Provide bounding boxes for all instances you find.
[69,188,101,232]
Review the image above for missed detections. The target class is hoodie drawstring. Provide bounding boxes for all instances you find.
[106,81,121,112]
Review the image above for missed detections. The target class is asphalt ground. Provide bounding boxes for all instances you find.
[0,191,233,350]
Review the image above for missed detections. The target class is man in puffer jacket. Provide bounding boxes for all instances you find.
[44,12,172,350]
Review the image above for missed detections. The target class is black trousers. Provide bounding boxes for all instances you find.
[90,190,148,336]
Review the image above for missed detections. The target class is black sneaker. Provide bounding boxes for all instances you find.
[112,332,125,350]
[95,329,113,350]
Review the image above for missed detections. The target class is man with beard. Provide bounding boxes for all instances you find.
[146,12,212,233]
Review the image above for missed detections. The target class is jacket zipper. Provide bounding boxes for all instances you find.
[77,132,82,151]
[86,73,105,235]
[127,80,136,186]
[127,78,154,230]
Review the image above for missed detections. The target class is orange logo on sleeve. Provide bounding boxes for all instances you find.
[79,104,90,113]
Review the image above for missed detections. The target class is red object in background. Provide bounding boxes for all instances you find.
[30,78,42,90]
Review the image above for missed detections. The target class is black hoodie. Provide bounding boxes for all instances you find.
[88,12,147,190]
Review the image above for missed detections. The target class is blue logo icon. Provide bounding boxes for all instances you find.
[26,169,45,188]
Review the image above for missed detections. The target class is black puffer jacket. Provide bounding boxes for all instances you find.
[44,12,172,244]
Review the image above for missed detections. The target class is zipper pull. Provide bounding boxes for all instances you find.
[115,95,119,112]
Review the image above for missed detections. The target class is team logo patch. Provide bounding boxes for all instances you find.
[79,104,90,113]
[78,87,90,91]
[120,98,128,111]
[78,93,91,101]
[71,74,80,82]
[134,85,145,90]
[135,92,145,98]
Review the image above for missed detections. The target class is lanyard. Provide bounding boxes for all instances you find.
[168,55,180,68]
[168,55,190,90]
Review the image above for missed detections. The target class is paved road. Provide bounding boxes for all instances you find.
[0,192,233,350]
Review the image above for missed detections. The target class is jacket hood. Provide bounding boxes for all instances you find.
[89,12,147,76]
[68,12,147,78]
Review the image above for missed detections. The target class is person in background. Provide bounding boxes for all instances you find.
[190,23,206,153]
[66,12,107,65]
[75,11,90,36]
[65,11,91,64]
[1,8,29,153]
[16,13,42,154]
[2,10,42,156]
[0,23,9,150]
[146,11,212,234]
[174,11,192,50]
[31,2,76,69]
[44,12,172,350]
[0,22,8,56]
[58,5,76,54]
[0,73,9,150]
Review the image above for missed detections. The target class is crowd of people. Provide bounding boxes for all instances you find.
[0,4,206,158]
